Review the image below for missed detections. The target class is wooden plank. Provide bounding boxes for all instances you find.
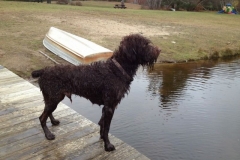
[0,73,17,80]
[0,96,43,111]
[2,115,95,159]
[34,131,101,160]
[0,86,41,100]
[0,69,20,79]
[0,112,84,148]
[0,112,81,156]
[0,77,24,86]
[0,87,40,99]
[0,68,13,74]
[0,78,21,84]
[0,100,44,121]
[0,105,72,130]
[66,135,124,160]
[0,127,41,148]
[0,91,42,104]
[103,143,143,160]
[0,74,20,80]
[0,105,70,138]
[92,143,143,160]
[0,82,35,94]
[0,95,43,111]
[23,125,98,160]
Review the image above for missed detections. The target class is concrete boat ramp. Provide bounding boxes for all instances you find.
[0,65,149,160]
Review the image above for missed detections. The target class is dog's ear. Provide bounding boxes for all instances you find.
[129,34,152,64]
[119,37,137,63]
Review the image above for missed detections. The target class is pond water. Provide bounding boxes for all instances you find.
[63,57,240,160]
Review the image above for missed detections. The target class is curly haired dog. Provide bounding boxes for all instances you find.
[32,34,160,151]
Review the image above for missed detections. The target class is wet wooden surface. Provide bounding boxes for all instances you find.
[0,66,149,160]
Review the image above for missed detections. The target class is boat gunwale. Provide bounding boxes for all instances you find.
[45,27,112,59]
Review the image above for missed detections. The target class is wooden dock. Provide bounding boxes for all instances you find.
[0,65,149,160]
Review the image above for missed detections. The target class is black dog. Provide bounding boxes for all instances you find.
[32,34,160,151]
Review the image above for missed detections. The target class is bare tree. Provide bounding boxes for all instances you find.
[147,0,163,9]
[220,0,226,8]
[194,0,207,10]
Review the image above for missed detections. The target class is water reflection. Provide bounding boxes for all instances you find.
[147,57,240,109]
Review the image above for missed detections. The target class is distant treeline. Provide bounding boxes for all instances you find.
[120,0,240,11]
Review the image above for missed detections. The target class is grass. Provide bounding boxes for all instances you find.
[0,1,240,78]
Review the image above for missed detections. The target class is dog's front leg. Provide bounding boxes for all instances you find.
[103,106,115,151]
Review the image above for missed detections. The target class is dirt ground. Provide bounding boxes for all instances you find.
[37,15,170,37]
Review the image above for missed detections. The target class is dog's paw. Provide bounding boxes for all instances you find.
[51,119,60,126]
[45,133,55,140]
[105,143,115,152]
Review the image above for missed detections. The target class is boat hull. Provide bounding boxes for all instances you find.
[43,27,113,65]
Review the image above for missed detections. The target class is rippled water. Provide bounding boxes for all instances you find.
[63,57,240,160]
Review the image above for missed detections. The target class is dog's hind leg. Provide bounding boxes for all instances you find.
[98,106,105,139]
[39,94,64,140]
[39,104,57,140]
[102,106,116,151]
[49,113,60,125]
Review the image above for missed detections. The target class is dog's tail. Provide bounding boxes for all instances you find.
[32,69,44,78]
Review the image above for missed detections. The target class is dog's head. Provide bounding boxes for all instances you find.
[114,34,160,67]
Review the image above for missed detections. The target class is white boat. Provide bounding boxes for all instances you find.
[43,27,113,65]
